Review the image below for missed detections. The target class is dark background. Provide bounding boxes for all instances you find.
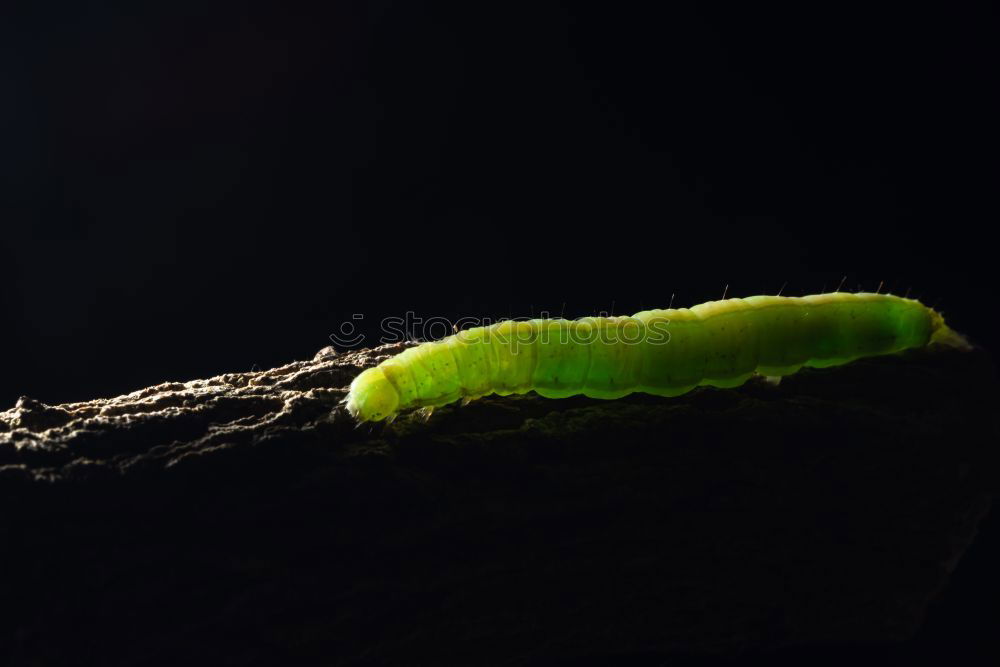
[2,0,997,662]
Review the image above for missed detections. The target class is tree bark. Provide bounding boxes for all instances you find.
[1,343,997,666]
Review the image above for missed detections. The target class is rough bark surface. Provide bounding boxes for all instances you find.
[1,343,997,666]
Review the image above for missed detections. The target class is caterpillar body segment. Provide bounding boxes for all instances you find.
[345,292,967,422]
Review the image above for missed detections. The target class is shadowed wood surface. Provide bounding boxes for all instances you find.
[1,343,997,666]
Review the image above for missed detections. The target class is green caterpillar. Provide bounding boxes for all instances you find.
[345,292,969,422]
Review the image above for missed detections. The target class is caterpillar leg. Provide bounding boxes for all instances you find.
[763,375,782,386]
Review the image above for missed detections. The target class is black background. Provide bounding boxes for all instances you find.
[2,0,997,662]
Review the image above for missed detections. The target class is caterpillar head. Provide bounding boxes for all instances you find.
[345,367,399,422]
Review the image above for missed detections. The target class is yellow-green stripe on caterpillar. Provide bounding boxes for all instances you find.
[345,292,970,422]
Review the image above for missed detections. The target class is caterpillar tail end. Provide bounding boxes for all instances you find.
[931,325,973,350]
[928,310,973,350]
